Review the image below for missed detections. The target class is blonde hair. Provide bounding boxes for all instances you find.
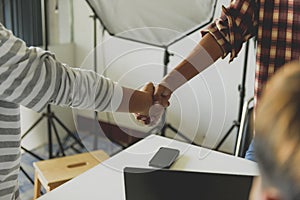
[255,61,300,199]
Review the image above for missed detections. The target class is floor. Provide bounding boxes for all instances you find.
[19,132,122,200]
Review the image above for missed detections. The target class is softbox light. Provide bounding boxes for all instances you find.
[86,0,217,47]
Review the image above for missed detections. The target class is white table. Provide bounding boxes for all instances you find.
[38,135,259,200]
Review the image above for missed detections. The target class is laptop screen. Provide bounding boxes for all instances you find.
[124,167,254,200]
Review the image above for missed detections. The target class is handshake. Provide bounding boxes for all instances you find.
[134,82,173,126]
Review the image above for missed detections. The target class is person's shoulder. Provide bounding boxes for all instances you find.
[0,23,12,38]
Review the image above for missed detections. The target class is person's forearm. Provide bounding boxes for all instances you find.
[161,33,223,92]
[116,87,152,114]
[0,23,153,115]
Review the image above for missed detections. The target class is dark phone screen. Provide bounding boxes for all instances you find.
[149,147,180,168]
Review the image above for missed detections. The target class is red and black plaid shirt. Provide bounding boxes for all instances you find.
[202,0,300,107]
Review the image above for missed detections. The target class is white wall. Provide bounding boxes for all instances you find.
[72,0,256,154]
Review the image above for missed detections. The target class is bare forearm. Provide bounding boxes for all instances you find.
[161,33,223,91]
[117,87,152,114]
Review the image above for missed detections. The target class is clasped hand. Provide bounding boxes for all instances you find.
[135,83,172,126]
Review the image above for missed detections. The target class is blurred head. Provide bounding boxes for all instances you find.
[254,61,300,200]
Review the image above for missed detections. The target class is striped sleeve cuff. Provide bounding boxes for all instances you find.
[103,82,123,112]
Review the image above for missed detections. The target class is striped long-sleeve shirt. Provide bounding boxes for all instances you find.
[0,23,123,199]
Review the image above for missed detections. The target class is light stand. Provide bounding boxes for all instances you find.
[86,0,217,145]
[214,40,250,153]
[149,48,197,145]
[91,14,101,150]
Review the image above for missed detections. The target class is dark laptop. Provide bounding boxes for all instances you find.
[124,167,254,200]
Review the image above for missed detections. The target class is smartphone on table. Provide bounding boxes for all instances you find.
[149,147,180,168]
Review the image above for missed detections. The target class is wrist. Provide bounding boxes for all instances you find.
[161,69,188,92]
[158,82,173,97]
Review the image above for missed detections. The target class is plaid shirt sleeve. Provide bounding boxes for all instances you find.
[201,0,258,62]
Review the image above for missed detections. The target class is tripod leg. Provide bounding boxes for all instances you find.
[47,113,53,158]
[20,166,34,185]
[21,146,44,161]
[59,135,82,154]
[166,124,198,145]
[49,117,66,157]
[21,114,45,139]
[214,122,238,151]
[52,115,85,148]
[56,135,82,156]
